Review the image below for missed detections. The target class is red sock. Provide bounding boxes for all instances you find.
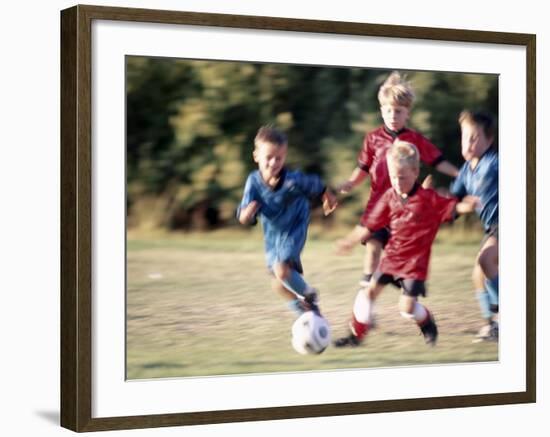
[350,314,369,340]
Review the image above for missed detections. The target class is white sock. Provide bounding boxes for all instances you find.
[413,302,429,323]
[400,302,428,324]
[353,290,373,324]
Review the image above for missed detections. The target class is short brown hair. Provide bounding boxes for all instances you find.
[378,71,415,108]
[459,110,495,140]
[254,125,288,148]
[387,140,420,170]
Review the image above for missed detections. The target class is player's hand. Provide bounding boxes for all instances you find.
[238,201,260,224]
[322,190,338,216]
[421,174,433,189]
[456,195,481,214]
[462,195,481,208]
[335,238,354,255]
[336,180,354,194]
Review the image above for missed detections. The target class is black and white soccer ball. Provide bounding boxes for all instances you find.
[291,311,331,355]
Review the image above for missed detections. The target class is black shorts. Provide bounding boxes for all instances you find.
[361,227,390,248]
[372,272,427,297]
[481,224,498,247]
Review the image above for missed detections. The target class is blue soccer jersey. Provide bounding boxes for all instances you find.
[237,168,326,272]
[450,148,498,231]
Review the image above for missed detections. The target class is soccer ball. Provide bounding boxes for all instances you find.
[291,311,331,355]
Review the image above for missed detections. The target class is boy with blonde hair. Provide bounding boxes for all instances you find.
[338,72,458,295]
[238,126,338,316]
[334,140,475,347]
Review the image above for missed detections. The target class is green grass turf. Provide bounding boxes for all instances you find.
[126,232,497,379]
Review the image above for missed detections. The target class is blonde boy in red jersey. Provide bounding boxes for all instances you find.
[334,141,476,347]
[338,72,459,294]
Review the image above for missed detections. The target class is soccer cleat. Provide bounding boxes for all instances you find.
[420,314,438,346]
[333,333,362,348]
[303,288,321,315]
[473,321,499,343]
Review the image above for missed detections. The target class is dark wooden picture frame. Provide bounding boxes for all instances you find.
[61,4,536,432]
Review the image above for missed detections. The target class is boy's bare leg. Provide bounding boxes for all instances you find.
[272,277,312,315]
[472,262,485,290]
[475,236,499,340]
[472,262,497,337]
[363,239,383,279]
[478,235,498,310]
[271,277,295,301]
[359,239,384,327]
[272,262,319,314]
[366,281,384,301]
[398,295,417,315]
[478,236,498,280]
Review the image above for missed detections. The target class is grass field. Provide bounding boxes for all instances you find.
[126,229,498,379]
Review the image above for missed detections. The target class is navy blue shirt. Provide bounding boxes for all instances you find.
[450,148,498,231]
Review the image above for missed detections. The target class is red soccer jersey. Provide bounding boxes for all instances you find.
[363,185,457,280]
[358,126,444,218]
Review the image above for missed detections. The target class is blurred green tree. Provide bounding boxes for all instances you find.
[126,57,497,231]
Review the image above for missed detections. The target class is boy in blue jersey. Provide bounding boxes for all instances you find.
[238,126,338,316]
[450,111,499,341]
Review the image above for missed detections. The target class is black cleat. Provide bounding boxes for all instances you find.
[333,333,362,348]
[420,314,438,346]
[304,288,321,315]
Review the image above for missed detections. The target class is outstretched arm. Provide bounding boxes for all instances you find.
[421,174,433,189]
[237,175,260,225]
[336,167,368,194]
[422,174,455,197]
[455,195,481,215]
[336,225,371,255]
[238,201,260,225]
[435,160,460,178]
[322,189,338,216]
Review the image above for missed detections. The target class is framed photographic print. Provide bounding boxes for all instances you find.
[60,4,536,432]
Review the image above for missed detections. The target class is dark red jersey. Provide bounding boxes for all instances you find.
[358,126,444,217]
[363,185,457,280]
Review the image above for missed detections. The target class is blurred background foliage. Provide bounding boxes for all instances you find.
[126,56,498,232]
